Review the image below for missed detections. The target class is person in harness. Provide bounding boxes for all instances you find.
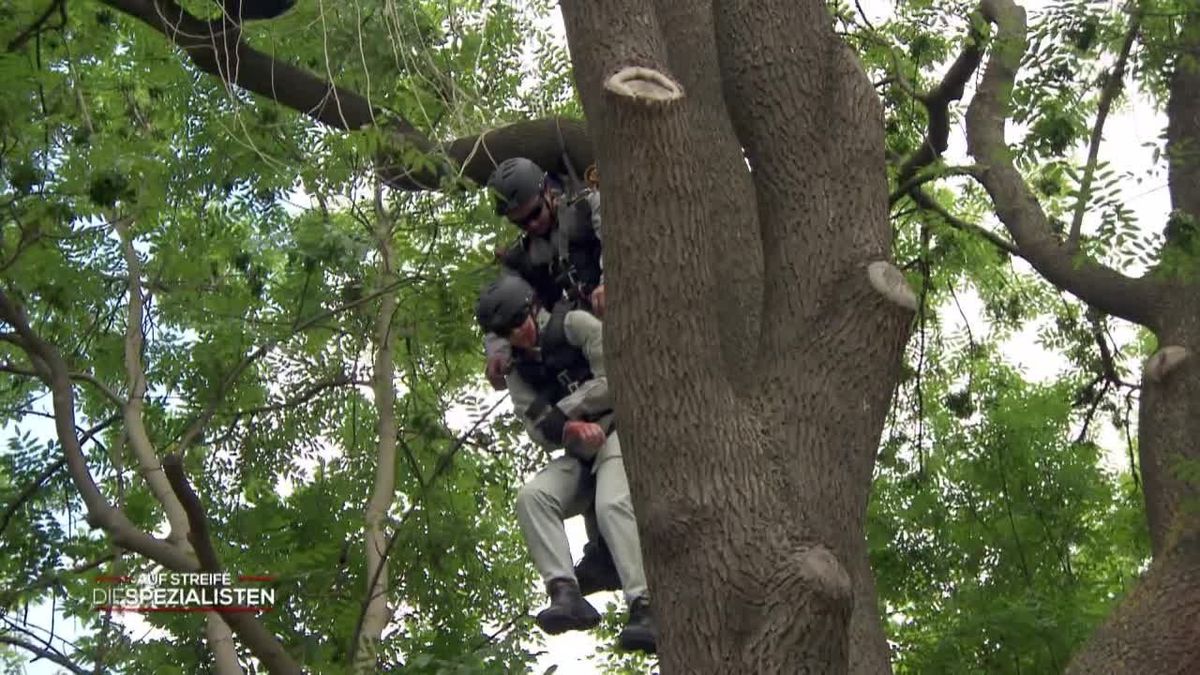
[475,274,656,654]
[483,156,621,597]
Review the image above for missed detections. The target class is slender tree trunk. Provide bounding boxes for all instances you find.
[354,183,400,672]
[207,613,243,675]
[118,219,247,673]
[561,0,911,670]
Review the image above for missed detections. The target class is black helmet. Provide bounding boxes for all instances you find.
[487,158,545,216]
[476,274,536,335]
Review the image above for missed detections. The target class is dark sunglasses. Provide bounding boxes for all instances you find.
[512,198,548,229]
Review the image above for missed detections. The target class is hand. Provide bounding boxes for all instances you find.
[563,421,606,449]
[485,354,510,390]
[589,285,606,318]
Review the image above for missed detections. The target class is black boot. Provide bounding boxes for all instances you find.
[618,596,657,654]
[535,578,602,635]
[574,538,622,596]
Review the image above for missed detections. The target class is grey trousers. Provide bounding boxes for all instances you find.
[515,431,648,604]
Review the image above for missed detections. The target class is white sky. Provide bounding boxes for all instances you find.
[5,0,1171,672]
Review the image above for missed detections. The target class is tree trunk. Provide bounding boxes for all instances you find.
[1066,30,1200,664]
[206,613,244,675]
[560,0,910,670]
[354,183,400,672]
[1064,339,1200,675]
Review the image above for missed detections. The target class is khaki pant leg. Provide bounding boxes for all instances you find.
[515,456,592,586]
[591,432,649,603]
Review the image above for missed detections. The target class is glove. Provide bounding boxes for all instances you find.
[563,420,606,449]
[589,285,606,318]
[485,354,510,390]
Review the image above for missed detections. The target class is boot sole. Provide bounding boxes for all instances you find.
[618,632,657,654]
[536,607,602,635]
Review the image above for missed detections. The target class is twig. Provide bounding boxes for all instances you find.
[0,635,88,675]
[909,187,1023,258]
[0,414,119,539]
[1068,6,1142,248]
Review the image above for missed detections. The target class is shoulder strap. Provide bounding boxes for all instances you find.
[542,303,571,350]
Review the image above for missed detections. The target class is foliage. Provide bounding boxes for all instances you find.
[0,0,1182,672]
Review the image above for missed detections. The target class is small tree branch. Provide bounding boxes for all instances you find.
[889,165,981,205]
[0,363,123,406]
[0,635,89,675]
[908,187,1023,258]
[1068,6,1142,247]
[172,273,420,456]
[5,0,67,52]
[227,374,353,418]
[347,396,506,664]
[161,455,302,675]
[965,0,1162,328]
[0,414,118,539]
[114,219,192,545]
[896,15,990,185]
[0,553,119,607]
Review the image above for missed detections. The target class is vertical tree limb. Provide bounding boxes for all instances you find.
[1067,6,1142,247]
[352,178,400,673]
[113,219,192,545]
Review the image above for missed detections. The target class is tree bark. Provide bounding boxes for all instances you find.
[560,0,910,671]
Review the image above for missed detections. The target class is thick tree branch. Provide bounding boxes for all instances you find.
[353,181,400,673]
[1166,0,1200,223]
[0,289,199,572]
[965,0,1161,328]
[161,455,301,675]
[99,0,594,190]
[115,220,192,544]
[1068,7,1142,247]
[0,635,89,675]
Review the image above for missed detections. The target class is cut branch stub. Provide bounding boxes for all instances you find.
[867,261,918,311]
[604,66,684,104]
[1145,345,1191,384]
